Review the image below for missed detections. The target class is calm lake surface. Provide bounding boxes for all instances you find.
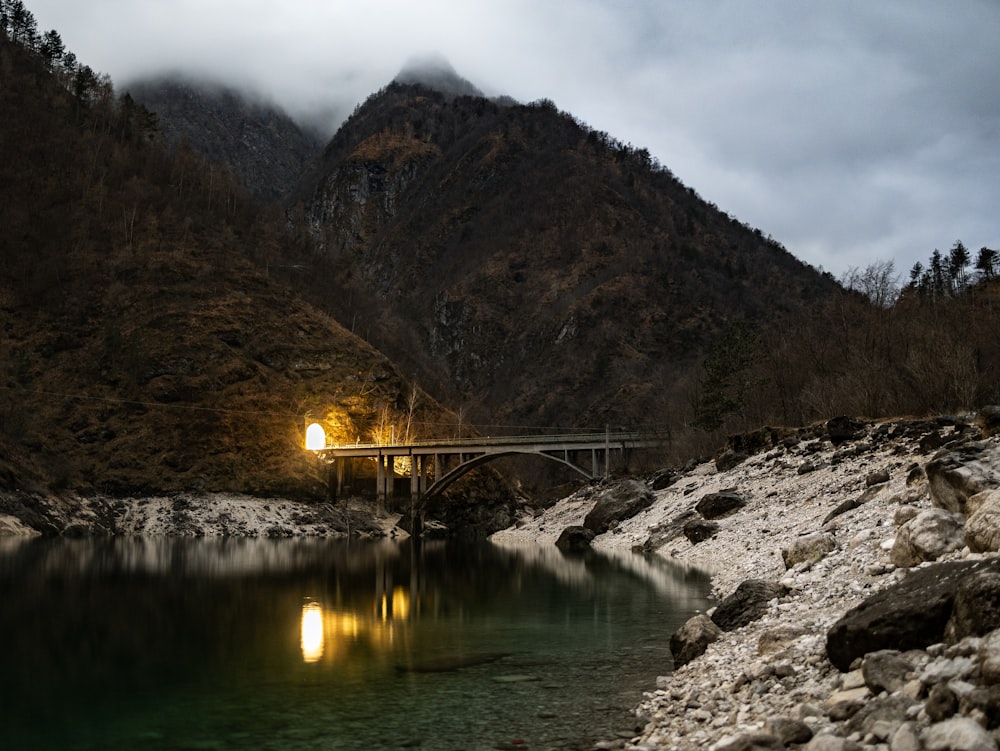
[0,536,712,750]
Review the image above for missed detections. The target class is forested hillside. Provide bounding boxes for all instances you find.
[284,78,999,455]
[0,9,455,497]
[290,82,842,438]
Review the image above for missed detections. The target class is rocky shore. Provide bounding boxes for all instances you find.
[493,413,1000,750]
[0,490,387,539]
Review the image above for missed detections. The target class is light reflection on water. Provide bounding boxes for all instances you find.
[300,602,325,663]
[0,536,712,750]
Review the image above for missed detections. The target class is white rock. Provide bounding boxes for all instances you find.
[922,717,998,751]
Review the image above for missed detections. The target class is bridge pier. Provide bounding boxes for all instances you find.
[375,453,389,514]
[409,454,431,500]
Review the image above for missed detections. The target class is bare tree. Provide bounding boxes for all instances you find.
[403,383,419,443]
[840,260,899,308]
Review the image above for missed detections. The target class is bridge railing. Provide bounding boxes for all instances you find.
[315,431,652,451]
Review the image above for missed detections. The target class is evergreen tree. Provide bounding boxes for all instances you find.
[38,29,64,70]
[947,240,971,292]
[975,246,998,282]
[691,324,761,431]
[928,250,946,299]
[3,0,36,46]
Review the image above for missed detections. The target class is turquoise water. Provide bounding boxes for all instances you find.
[0,536,711,750]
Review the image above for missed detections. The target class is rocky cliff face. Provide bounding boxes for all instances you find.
[127,77,322,203]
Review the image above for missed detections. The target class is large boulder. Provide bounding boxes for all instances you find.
[826,559,1000,672]
[554,525,595,553]
[782,532,837,569]
[921,717,996,751]
[980,405,1000,435]
[715,450,748,472]
[669,613,721,668]
[890,508,965,568]
[823,485,883,526]
[965,488,1000,553]
[827,416,865,445]
[695,490,746,520]
[582,480,654,534]
[944,570,1000,643]
[683,518,720,544]
[861,650,915,695]
[926,440,1000,514]
[639,509,699,552]
[712,579,787,632]
[648,468,677,490]
[978,629,1000,684]
[765,718,813,746]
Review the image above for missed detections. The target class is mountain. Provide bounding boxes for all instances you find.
[6,9,1000,533]
[115,60,843,448]
[292,80,841,435]
[0,34,455,499]
[126,77,322,203]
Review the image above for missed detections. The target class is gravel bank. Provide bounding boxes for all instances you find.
[493,417,1000,750]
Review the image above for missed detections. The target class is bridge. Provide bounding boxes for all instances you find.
[308,430,664,504]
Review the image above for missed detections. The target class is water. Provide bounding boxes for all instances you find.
[0,536,712,750]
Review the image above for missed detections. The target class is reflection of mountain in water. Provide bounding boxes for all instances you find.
[0,536,711,598]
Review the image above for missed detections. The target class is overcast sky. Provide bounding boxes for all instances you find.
[27,0,1000,279]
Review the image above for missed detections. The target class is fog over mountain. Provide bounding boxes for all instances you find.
[394,53,484,99]
[27,0,1000,278]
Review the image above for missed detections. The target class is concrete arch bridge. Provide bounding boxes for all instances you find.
[310,431,664,504]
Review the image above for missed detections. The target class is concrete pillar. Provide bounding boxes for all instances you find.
[376,453,387,515]
[410,453,420,500]
[605,426,611,479]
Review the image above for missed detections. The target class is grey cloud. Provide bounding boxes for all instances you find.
[26,0,1000,278]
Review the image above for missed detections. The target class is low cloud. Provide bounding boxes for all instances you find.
[28,0,1000,277]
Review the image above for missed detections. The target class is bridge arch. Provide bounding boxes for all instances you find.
[422,448,597,500]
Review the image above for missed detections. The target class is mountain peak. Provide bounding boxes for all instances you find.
[393,53,483,98]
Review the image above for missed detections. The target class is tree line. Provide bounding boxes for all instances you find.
[908,241,998,300]
[690,242,999,447]
[1,0,110,106]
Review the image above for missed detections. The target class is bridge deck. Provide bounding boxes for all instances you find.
[311,431,665,502]
[313,432,660,457]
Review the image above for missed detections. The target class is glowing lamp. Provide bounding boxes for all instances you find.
[305,422,326,450]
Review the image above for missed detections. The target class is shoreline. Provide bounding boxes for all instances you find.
[4,415,1000,749]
